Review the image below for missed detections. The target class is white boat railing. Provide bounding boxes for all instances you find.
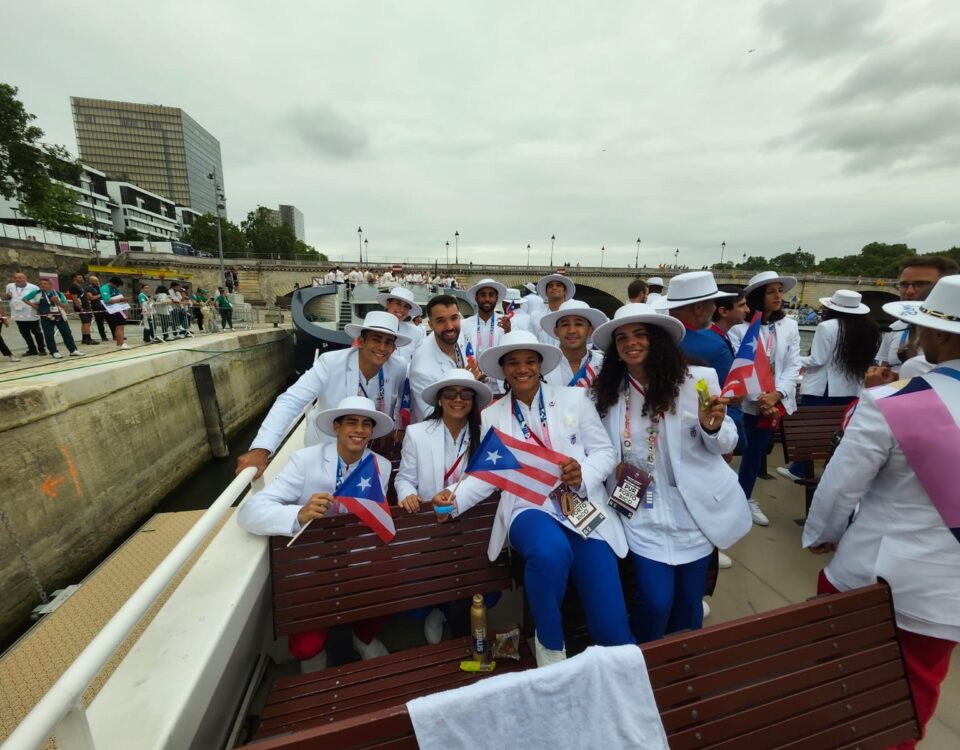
[3,401,313,750]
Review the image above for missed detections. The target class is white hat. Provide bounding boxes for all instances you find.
[344,310,412,346]
[376,287,422,318]
[477,329,562,381]
[883,275,960,335]
[592,303,686,352]
[743,270,797,296]
[820,289,870,315]
[523,282,538,294]
[646,277,665,288]
[315,396,395,439]
[466,278,509,307]
[421,368,494,409]
[504,287,526,304]
[662,271,735,310]
[539,299,607,337]
[536,273,576,301]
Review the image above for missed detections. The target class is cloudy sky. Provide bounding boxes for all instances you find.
[4,0,959,267]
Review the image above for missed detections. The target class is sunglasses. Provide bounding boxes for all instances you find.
[440,388,476,402]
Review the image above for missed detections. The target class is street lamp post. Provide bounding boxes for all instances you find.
[601,245,605,269]
[445,240,450,266]
[364,238,368,263]
[674,248,679,267]
[357,227,363,264]
[720,240,726,266]
[635,238,641,269]
[526,244,531,268]
[550,234,555,267]
[206,168,226,290]
[454,230,459,264]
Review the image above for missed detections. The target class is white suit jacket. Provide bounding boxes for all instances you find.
[803,361,960,642]
[250,347,404,453]
[393,321,425,367]
[394,420,464,502]
[799,319,864,398]
[408,333,469,423]
[448,385,623,560]
[729,316,801,415]
[237,442,392,537]
[599,367,752,550]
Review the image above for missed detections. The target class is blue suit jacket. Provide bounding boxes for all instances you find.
[680,328,734,383]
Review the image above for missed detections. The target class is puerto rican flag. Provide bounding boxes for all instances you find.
[722,311,775,398]
[398,378,412,428]
[504,301,517,318]
[465,340,477,367]
[463,427,565,505]
[335,453,396,543]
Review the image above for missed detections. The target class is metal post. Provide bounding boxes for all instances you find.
[550,234,555,267]
[674,248,679,267]
[526,243,531,268]
[445,240,450,265]
[720,240,726,266]
[208,167,226,290]
[364,238,368,263]
[357,226,363,264]
[454,230,459,264]
[601,245,605,269]
[636,238,641,268]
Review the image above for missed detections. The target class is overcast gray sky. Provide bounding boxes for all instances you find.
[4,0,959,267]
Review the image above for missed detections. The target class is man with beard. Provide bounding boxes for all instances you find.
[463,278,511,394]
[531,273,576,346]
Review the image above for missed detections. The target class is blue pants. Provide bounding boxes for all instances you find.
[737,412,774,499]
[630,553,712,643]
[509,509,634,651]
[787,393,855,476]
[40,316,77,355]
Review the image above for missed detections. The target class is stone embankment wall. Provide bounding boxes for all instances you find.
[0,329,294,641]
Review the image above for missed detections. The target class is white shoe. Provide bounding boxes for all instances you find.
[70,350,85,357]
[118,343,131,350]
[52,352,63,359]
[748,498,770,526]
[423,608,445,645]
[300,649,327,674]
[352,634,389,660]
[8,355,20,362]
[777,466,803,482]
[717,551,732,569]
[702,600,711,619]
[533,634,567,668]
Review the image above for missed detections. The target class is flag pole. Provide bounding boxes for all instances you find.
[286,517,315,548]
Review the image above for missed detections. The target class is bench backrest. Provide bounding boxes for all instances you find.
[269,496,505,638]
[779,404,849,464]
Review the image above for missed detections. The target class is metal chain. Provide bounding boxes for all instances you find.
[0,503,49,603]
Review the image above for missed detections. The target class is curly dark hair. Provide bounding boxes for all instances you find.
[592,324,687,417]
[821,308,881,382]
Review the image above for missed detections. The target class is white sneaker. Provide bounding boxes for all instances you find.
[52,352,63,359]
[8,355,20,362]
[70,350,85,357]
[534,634,567,668]
[777,466,803,482]
[702,600,711,619]
[118,343,131,350]
[717,551,732,569]
[748,498,770,526]
[423,608,445,645]
[300,649,327,674]
[352,634,389,660]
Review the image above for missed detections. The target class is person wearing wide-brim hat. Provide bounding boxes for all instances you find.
[432,329,634,667]
[727,270,802,526]
[539,300,607,389]
[237,311,409,479]
[238,395,394,669]
[377,286,425,365]
[645,276,666,308]
[502,287,532,332]
[663,271,737,380]
[803,274,960,739]
[520,281,546,320]
[591,303,751,643]
[777,290,880,483]
[532,274,576,346]
[463,279,513,393]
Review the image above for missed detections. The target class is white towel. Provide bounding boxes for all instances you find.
[406,645,668,750]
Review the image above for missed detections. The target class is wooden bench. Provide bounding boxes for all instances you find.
[778,404,850,517]
[244,495,533,744]
[241,582,919,749]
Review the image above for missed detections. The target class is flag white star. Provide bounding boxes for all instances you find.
[745,338,757,352]
[358,477,372,490]
[486,450,501,465]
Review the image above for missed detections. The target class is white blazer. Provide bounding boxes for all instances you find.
[392,321,425,367]
[250,347,405,453]
[799,319,863,398]
[729,316,801,415]
[803,360,960,642]
[449,385,624,560]
[394,420,469,502]
[599,367,752,551]
[237,441,392,537]
[408,333,469,423]
[544,350,605,389]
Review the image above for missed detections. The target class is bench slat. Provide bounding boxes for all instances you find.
[772,701,917,750]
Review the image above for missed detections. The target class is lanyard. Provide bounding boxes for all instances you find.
[453,344,466,369]
[568,354,594,387]
[443,428,469,483]
[622,375,660,472]
[511,390,552,450]
[355,363,386,411]
[476,314,496,351]
[335,457,346,493]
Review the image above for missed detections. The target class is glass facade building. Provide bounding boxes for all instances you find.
[71,98,224,216]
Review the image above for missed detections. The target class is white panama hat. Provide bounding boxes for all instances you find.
[421,368,494,409]
[592,303,686,352]
[315,395,395,439]
[344,310,412,346]
[505,288,526,304]
[466,278,509,308]
[743,270,797,296]
[523,282,538,294]
[477,329,563,381]
[820,289,870,315]
[883,275,960,335]
[536,273,576,301]
[645,276,665,288]
[376,287,422,318]
[662,271,736,310]
[539,299,607,337]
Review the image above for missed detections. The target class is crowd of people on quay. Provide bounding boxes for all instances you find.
[233,256,958,746]
[313,266,464,291]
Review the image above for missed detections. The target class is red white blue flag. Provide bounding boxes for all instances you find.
[463,427,566,505]
[465,340,477,366]
[398,378,412,428]
[722,312,775,398]
[505,301,517,318]
[335,453,396,543]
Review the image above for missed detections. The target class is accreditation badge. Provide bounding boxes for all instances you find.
[607,462,652,519]
[549,485,605,538]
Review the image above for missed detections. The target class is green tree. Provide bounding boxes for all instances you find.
[736,255,769,270]
[20,179,89,232]
[817,242,915,277]
[242,206,323,260]
[181,213,248,257]
[769,247,816,273]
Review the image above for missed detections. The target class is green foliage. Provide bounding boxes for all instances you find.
[736,255,769,270]
[242,206,325,260]
[817,242,915,278]
[181,213,248,256]
[20,179,89,232]
[769,247,817,273]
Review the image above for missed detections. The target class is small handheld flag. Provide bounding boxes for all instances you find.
[398,378,412,428]
[465,340,477,366]
[335,453,396,543]
[722,312,775,399]
[505,301,517,318]
[463,427,566,505]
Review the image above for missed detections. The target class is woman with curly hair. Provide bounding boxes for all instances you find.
[592,304,752,643]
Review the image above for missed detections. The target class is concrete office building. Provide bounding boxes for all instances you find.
[266,204,305,241]
[71,97,225,216]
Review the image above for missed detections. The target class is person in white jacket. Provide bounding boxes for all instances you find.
[377,286,424,365]
[591,304,751,642]
[237,396,395,671]
[539,299,606,389]
[778,290,879,482]
[728,271,802,526]
[236,311,410,479]
[395,369,493,645]
[531,274,576,346]
[432,330,634,667]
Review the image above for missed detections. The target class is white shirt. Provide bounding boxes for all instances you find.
[395,420,470,502]
[900,355,934,379]
[531,301,563,346]
[462,313,507,394]
[544,350,605,389]
[877,323,910,371]
[408,333,469,423]
[799,318,864,398]
[392,320,425,367]
[6,282,40,321]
